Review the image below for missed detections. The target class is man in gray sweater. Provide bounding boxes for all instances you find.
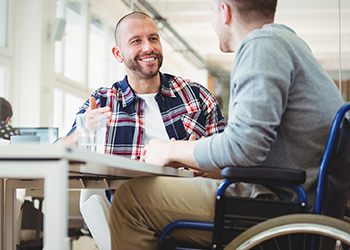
[110,0,345,249]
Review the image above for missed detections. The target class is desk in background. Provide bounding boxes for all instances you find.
[0,145,193,250]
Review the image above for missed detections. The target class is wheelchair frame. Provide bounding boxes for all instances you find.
[159,102,350,250]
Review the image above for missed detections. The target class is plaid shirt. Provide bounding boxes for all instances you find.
[69,73,225,160]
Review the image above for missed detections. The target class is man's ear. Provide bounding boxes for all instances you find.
[112,46,124,63]
[4,117,10,124]
[221,2,232,25]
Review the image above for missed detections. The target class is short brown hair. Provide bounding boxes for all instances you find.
[114,12,153,46]
[227,0,277,23]
[0,97,13,122]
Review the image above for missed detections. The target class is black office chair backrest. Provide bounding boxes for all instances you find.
[315,102,350,219]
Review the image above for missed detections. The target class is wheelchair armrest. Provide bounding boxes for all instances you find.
[221,166,306,185]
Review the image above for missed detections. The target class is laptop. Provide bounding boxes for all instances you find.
[15,127,59,145]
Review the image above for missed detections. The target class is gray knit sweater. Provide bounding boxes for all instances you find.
[194,23,344,206]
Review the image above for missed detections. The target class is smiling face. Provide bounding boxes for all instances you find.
[113,17,163,80]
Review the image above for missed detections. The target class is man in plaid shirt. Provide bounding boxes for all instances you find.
[57,12,225,203]
[58,12,225,161]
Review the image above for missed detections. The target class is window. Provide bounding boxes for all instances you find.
[63,92,84,134]
[55,0,125,88]
[55,1,85,83]
[53,0,126,136]
[88,15,108,89]
[53,88,84,136]
[0,65,8,97]
[62,2,85,84]
[54,0,65,75]
[0,0,9,47]
[0,0,9,98]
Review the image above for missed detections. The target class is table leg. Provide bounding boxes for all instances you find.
[43,159,69,249]
[5,179,44,250]
[1,160,69,250]
[5,180,17,250]
[0,179,4,250]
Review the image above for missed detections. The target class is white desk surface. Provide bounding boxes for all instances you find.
[0,145,193,250]
[0,145,193,178]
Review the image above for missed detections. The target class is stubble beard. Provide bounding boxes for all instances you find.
[219,40,231,53]
[124,53,163,79]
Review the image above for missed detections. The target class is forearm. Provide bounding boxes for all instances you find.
[144,139,200,169]
[168,140,200,170]
[55,129,78,146]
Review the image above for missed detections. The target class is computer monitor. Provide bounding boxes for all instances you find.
[16,127,59,145]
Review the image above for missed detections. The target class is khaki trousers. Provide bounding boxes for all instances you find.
[110,176,222,250]
[110,176,273,249]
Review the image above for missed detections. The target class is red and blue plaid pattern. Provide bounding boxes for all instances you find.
[68,73,225,160]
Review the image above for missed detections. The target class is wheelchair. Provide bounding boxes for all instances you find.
[159,102,350,250]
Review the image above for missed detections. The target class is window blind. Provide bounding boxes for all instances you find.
[63,2,85,84]
[88,15,107,89]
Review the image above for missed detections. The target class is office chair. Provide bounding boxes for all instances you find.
[17,191,86,250]
[159,102,350,250]
[79,183,126,250]
[80,191,112,250]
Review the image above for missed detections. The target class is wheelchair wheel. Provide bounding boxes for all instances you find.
[223,214,350,250]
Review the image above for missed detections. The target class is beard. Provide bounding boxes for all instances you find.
[219,40,232,53]
[124,53,163,79]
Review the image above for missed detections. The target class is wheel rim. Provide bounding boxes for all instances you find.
[236,223,350,250]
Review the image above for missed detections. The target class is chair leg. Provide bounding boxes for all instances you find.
[33,197,43,247]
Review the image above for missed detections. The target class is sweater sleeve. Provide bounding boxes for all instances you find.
[194,34,293,170]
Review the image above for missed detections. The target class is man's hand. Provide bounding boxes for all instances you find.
[141,134,200,170]
[144,134,221,179]
[140,134,197,166]
[84,97,112,128]
[140,139,174,166]
[86,97,113,121]
[192,170,222,179]
[55,96,112,146]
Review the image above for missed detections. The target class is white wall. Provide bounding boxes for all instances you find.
[11,0,56,127]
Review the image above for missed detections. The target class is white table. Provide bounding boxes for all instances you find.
[0,145,193,250]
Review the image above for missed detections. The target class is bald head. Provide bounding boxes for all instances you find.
[114,12,154,46]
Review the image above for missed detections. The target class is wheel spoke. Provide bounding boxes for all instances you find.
[224,214,350,250]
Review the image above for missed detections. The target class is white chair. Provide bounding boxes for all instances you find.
[80,180,128,250]
[80,191,111,250]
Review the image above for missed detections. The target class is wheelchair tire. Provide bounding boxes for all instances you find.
[223,214,350,250]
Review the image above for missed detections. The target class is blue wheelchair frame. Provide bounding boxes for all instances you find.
[159,102,350,250]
